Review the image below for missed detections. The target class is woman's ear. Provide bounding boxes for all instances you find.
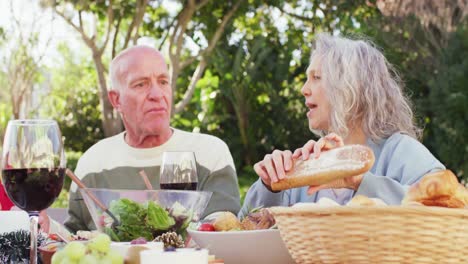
[108,89,121,112]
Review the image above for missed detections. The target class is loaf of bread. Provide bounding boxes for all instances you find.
[402,170,468,208]
[271,145,375,191]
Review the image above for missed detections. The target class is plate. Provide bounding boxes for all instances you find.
[188,229,295,264]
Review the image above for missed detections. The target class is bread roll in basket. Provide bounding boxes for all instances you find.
[271,145,375,191]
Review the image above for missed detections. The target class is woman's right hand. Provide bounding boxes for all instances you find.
[253,149,294,188]
[254,134,344,189]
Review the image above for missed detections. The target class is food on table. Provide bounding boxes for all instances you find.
[402,169,468,208]
[197,209,276,232]
[240,208,275,230]
[51,233,123,264]
[198,223,215,232]
[271,144,375,191]
[102,199,193,242]
[212,211,241,231]
[130,237,148,245]
[124,245,149,264]
[346,195,387,206]
[73,230,101,241]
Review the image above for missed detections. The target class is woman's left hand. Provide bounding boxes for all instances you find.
[292,133,365,195]
[39,210,50,233]
[11,206,50,233]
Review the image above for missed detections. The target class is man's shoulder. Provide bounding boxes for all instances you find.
[75,132,125,174]
[81,132,125,159]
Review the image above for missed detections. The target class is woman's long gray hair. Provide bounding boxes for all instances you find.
[310,33,421,141]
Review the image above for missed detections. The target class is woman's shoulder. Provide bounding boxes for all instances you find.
[385,132,420,147]
[381,132,439,161]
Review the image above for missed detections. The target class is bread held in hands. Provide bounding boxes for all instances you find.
[271,145,375,191]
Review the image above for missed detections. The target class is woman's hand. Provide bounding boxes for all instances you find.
[39,210,50,233]
[11,206,51,233]
[253,149,294,188]
[292,133,344,160]
[292,133,364,195]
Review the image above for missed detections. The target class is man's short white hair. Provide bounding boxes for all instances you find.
[109,45,162,91]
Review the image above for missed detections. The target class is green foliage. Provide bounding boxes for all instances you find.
[238,166,259,203]
[50,150,81,208]
[40,44,104,152]
[424,22,468,179]
[360,14,468,180]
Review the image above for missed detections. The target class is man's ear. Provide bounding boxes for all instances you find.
[108,89,121,111]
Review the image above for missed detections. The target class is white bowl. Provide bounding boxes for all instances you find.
[188,229,295,264]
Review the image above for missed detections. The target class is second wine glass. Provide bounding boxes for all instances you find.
[160,151,198,191]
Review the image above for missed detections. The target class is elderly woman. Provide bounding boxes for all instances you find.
[242,33,444,212]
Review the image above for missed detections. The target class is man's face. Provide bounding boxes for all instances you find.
[110,48,172,138]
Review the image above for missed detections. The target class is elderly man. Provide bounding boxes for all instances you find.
[48,45,240,234]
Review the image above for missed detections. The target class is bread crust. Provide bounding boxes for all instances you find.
[402,170,468,208]
[271,145,375,191]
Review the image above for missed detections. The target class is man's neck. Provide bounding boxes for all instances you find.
[125,128,173,148]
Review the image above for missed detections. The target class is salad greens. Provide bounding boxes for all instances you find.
[103,199,191,242]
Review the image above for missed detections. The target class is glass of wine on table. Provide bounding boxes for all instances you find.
[1,119,65,264]
[160,151,198,191]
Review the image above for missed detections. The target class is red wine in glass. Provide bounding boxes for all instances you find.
[2,168,65,211]
[159,182,197,191]
[1,119,65,264]
[160,151,198,191]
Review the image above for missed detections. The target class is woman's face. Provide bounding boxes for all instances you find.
[301,57,331,131]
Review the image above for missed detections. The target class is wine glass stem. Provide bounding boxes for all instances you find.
[29,212,39,264]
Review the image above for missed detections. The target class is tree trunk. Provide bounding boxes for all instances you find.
[92,54,123,137]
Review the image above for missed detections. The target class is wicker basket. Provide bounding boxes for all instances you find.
[270,206,468,264]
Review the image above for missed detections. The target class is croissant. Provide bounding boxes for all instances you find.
[402,170,468,208]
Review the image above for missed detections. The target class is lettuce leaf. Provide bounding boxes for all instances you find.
[146,202,175,231]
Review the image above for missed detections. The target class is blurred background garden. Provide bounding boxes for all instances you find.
[0,0,466,207]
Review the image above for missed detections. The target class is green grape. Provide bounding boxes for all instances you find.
[87,233,111,253]
[64,242,86,260]
[60,258,79,264]
[107,250,124,264]
[78,254,99,264]
[97,255,113,264]
[51,250,66,264]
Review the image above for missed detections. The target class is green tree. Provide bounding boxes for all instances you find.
[424,23,468,180]
[41,0,149,136]
[360,1,468,179]
[40,43,104,152]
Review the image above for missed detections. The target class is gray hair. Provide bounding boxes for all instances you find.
[310,33,421,141]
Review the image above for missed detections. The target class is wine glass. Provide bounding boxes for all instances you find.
[1,120,65,264]
[160,151,198,191]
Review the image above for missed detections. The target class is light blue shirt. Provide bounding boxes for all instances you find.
[240,133,445,217]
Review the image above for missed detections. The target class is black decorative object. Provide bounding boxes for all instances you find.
[0,230,46,264]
